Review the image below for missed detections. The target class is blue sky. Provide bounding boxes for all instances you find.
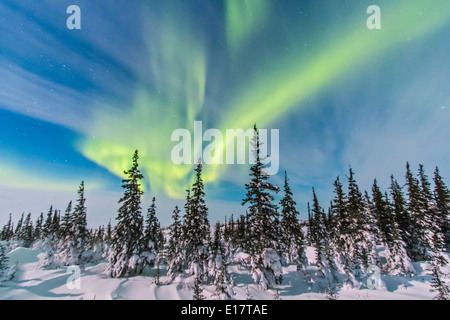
[1,0,449,227]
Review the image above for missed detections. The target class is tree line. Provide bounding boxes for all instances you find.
[1,125,449,300]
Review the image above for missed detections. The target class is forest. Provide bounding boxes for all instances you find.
[1,127,449,300]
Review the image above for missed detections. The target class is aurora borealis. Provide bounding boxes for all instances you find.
[1,0,450,226]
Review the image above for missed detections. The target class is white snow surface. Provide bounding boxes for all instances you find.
[0,245,448,300]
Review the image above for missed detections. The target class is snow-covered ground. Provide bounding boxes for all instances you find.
[0,246,447,300]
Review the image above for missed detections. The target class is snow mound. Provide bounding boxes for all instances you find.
[7,247,40,265]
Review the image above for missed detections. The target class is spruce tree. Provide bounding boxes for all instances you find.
[405,163,433,261]
[102,220,112,260]
[52,209,61,241]
[372,180,413,275]
[210,222,235,300]
[222,215,235,264]
[144,197,159,266]
[306,202,313,246]
[347,168,379,275]
[34,213,44,243]
[0,243,9,283]
[428,167,449,300]
[429,259,450,300]
[433,167,450,252]
[72,182,90,267]
[310,188,328,279]
[389,175,413,258]
[193,273,205,300]
[1,214,14,241]
[40,206,58,268]
[167,206,184,281]
[428,201,449,300]
[242,125,281,290]
[60,201,73,241]
[280,171,306,268]
[14,213,24,243]
[20,213,34,248]
[182,161,210,281]
[106,150,147,278]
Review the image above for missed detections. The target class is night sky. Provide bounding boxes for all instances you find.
[1,0,449,226]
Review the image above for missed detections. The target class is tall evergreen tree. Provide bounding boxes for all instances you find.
[167,206,184,281]
[40,206,58,269]
[144,197,159,266]
[34,212,44,242]
[20,213,34,248]
[14,213,24,243]
[405,162,433,261]
[193,273,205,300]
[389,175,413,257]
[60,201,73,241]
[433,167,450,252]
[0,243,9,282]
[209,222,235,300]
[52,209,61,241]
[106,150,147,278]
[182,161,210,280]
[372,180,413,275]
[280,171,307,268]
[310,188,328,279]
[61,182,90,268]
[242,125,281,290]
[1,214,14,241]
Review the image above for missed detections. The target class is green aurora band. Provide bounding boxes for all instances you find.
[78,0,450,198]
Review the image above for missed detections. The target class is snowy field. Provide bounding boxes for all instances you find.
[1,245,448,300]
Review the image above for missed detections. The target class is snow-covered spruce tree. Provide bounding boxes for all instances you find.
[59,201,72,242]
[310,189,327,277]
[56,201,73,265]
[242,124,282,290]
[346,168,378,278]
[0,243,9,283]
[106,150,147,278]
[330,176,357,286]
[102,220,112,260]
[143,197,159,267]
[209,222,235,300]
[235,214,251,254]
[182,161,210,281]
[156,222,165,269]
[33,212,44,245]
[429,259,450,300]
[167,206,184,281]
[433,167,450,252]
[363,191,382,268]
[280,171,307,268]
[13,213,24,246]
[222,216,236,265]
[419,165,438,254]
[310,188,338,291]
[306,202,314,246]
[20,213,34,248]
[429,230,450,300]
[372,180,413,275]
[0,214,14,242]
[52,209,61,240]
[389,175,413,259]
[428,212,449,300]
[193,272,205,300]
[428,169,450,300]
[59,181,91,268]
[405,163,434,261]
[39,206,59,269]
[89,226,104,263]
